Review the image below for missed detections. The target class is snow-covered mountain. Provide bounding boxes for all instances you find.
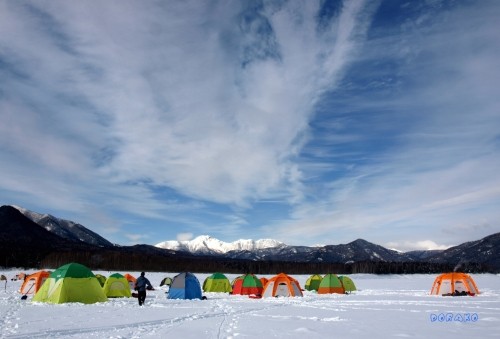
[156,235,286,255]
[156,235,417,263]
[155,234,498,270]
[11,205,113,247]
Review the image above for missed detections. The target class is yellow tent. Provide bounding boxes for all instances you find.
[103,273,132,298]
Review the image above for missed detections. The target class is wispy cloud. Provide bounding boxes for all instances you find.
[0,1,374,220]
[270,0,500,247]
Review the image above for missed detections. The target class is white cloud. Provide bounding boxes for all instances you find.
[125,233,149,244]
[0,1,375,210]
[177,233,193,242]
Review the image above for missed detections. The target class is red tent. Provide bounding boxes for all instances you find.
[232,274,263,295]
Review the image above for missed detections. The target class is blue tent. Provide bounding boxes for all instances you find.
[167,272,202,300]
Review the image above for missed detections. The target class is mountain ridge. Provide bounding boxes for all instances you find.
[156,235,287,254]
[154,233,499,271]
[11,205,113,247]
[156,234,417,263]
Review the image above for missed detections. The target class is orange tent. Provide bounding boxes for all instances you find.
[260,277,268,287]
[20,271,51,295]
[430,272,479,296]
[262,273,303,298]
[124,274,137,290]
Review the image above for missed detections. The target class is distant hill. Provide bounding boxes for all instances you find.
[427,232,500,272]
[0,205,198,271]
[0,205,95,267]
[405,249,444,260]
[12,205,113,247]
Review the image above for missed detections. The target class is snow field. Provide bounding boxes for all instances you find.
[1,271,499,338]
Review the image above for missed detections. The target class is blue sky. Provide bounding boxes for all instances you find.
[1,0,499,250]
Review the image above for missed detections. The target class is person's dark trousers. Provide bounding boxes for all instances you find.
[138,291,146,306]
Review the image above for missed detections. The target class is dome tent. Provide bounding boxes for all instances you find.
[339,276,356,293]
[203,273,232,293]
[123,273,137,289]
[430,272,479,296]
[231,274,263,296]
[20,270,51,295]
[160,276,173,287]
[32,263,107,304]
[317,273,345,294]
[168,272,202,300]
[262,273,303,298]
[103,273,132,298]
[95,274,107,287]
[305,274,323,291]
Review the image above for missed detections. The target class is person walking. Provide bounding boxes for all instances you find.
[135,272,153,306]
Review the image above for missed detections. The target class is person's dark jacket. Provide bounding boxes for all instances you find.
[135,276,152,292]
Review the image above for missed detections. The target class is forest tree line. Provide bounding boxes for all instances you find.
[30,248,493,275]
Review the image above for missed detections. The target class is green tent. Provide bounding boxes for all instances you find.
[203,273,232,293]
[95,274,107,287]
[32,263,107,304]
[103,273,132,298]
[317,273,345,294]
[339,275,356,293]
[304,274,323,291]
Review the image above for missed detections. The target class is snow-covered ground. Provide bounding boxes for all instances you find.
[1,270,499,338]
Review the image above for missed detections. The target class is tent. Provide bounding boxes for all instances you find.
[430,272,480,296]
[103,273,131,298]
[231,274,263,295]
[124,274,137,290]
[339,276,356,293]
[305,274,323,291]
[32,263,107,304]
[231,275,243,288]
[160,277,173,287]
[260,277,269,287]
[317,273,345,294]
[203,273,232,293]
[262,273,303,298]
[20,271,51,295]
[95,274,107,287]
[167,272,202,300]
